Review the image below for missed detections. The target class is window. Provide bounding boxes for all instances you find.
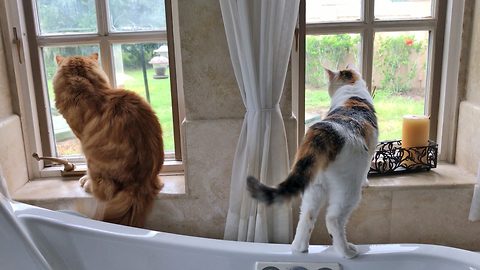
[17,0,183,177]
[295,0,446,148]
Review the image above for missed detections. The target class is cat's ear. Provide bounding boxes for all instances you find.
[55,56,65,64]
[324,67,336,82]
[89,53,99,61]
[346,63,358,72]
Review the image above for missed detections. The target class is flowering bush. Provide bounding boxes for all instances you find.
[374,35,426,93]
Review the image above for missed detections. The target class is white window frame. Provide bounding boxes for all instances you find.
[3,0,184,179]
[294,0,448,158]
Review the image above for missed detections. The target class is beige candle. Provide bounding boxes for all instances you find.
[402,115,430,167]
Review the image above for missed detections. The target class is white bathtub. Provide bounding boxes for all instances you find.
[1,193,480,270]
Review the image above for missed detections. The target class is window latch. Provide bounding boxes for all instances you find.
[32,152,75,172]
[13,27,22,64]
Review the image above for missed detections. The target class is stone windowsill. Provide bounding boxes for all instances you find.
[10,162,477,205]
[11,174,186,205]
[367,162,477,190]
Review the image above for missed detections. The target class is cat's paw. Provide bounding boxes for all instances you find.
[291,239,309,253]
[79,175,92,193]
[362,178,369,188]
[342,243,358,259]
[79,175,89,187]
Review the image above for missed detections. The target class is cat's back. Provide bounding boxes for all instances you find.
[95,88,163,147]
[82,87,164,178]
[305,90,377,167]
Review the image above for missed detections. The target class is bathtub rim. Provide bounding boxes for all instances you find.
[7,197,480,268]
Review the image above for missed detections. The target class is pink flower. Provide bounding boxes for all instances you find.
[405,39,413,46]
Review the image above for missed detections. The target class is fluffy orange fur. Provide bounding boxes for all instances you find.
[53,53,164,227]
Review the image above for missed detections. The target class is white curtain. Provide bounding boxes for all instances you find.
[0,162,10,199]
[469,160,480,221]
[0,163,10,199]
[220,0,299,243]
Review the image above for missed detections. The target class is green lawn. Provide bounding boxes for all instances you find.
[305,88,424,141]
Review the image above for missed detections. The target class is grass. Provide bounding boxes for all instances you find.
[305,87,424,141]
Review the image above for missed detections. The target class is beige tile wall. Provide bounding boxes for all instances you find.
[456,0,480,174]
[0,25,29,195]
[0,31,13,118]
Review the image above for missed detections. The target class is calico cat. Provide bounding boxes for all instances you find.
[247,64,377,259]
[53,53,164,227]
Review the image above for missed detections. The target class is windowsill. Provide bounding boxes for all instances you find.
[367,162,477,190]
[10,162,477,205]
[11,174,187,205]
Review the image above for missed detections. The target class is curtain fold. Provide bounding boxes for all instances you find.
[0,163,10,199]
[469,160,480,221]
[220,0,299,243]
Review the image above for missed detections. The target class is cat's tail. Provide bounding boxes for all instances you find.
[247,122,341,205]
[247,151,322,206]
[70,176,163,228]
[99,177,164,227]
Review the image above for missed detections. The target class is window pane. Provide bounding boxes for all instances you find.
[375,0,432,20]
[372,31,429,141]
[36,0,97,35]
[306,0,361,23]
[109,0,166,32]
[112,43,175,151]
[305,34,361,127]
[43,45,99,157]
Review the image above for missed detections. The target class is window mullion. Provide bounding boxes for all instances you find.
[361,28,374,93]
[95,0,109,36]
[94,0,114,85]
[99,40,115,87]
[165,0,182,160]
[295,0,306,147]
[35,32,169,47]
[362,0,374,93]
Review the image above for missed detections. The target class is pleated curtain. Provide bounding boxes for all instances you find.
[220,0,299,243]
[0,164,10,199]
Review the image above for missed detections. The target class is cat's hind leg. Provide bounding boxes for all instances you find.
[362,160,372,187]
[291,183,327,253]
[325,180,362,259]
[361,175,369,187]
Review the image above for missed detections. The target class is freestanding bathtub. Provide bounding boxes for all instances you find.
[1,192,480,270]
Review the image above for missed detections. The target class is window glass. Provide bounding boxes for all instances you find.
[375,0,433,20]
[306,0,361,23]
[372,31,429,141]
[304,33,361,128]
[36,0,97,35]
[112,43,175,151]
[43,45,99,156]
[108,0,167,32]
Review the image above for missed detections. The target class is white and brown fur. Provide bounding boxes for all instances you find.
[247,64,378,259]
[53,53,164,228]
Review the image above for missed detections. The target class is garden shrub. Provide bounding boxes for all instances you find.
[374,35,426,93]
[306,34,359,88]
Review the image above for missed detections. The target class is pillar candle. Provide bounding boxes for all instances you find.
[402,115,430,167]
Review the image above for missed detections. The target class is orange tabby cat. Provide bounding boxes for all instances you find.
[53,53,164,227]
